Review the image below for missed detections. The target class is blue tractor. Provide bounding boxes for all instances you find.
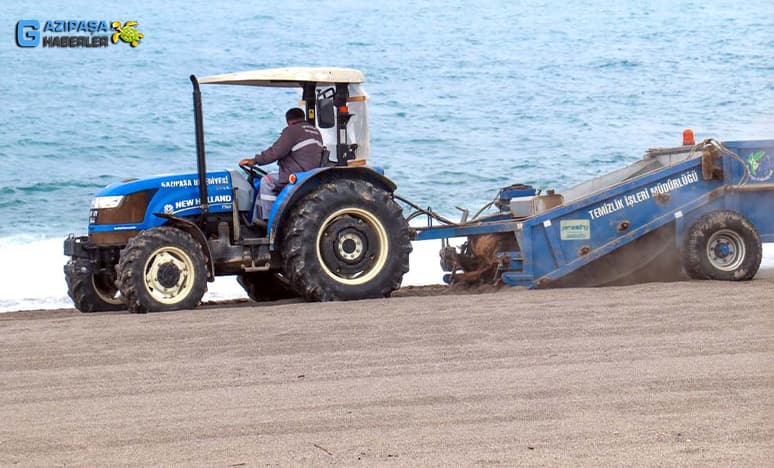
[64,68,412,313]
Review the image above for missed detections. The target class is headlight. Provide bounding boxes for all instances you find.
[91,196,125,209]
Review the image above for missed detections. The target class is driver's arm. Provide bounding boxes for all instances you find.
[254,127,293,165]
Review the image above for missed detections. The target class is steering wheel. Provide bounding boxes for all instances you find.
[239,161,268,184]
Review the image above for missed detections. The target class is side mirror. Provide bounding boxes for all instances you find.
[317,98,335,129]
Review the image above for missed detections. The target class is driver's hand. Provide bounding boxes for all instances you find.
[239,157,256,166]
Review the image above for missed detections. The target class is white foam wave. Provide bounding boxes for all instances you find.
[0,235,452,312]
[0,235,771,313]
[0,235,72,312]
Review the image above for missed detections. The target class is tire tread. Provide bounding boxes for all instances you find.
[682,210,762,281]
[116,226,207,313]
[281,180,411,301]
[65,260,124,313]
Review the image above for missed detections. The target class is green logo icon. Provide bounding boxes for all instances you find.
[747,151,773,182]
[111,21,143,47]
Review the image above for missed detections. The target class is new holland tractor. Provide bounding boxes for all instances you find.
[64,67,412,313]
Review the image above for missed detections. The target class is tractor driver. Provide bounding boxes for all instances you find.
[239,107,324,227]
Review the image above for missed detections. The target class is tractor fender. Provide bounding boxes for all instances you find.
[154,213,215,281]
[268,166,398,247]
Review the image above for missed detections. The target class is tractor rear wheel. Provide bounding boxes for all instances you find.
[117,227,208,313]
[681,210,762,281]
[65,260,124,312]
[236,272,297,302]
[282,180,412,301]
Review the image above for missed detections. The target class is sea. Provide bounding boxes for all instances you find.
[1,0,772,312]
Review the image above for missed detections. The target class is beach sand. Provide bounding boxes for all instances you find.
[0,278,772,466]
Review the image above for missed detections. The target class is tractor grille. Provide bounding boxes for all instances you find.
[88,190,155,246]
[91,190,153,225]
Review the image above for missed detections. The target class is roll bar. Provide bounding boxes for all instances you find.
[190,75,208,220]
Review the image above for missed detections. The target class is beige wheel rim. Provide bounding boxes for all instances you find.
[315,207,389,286]
[91,274,122,305]
[143,246,195,304]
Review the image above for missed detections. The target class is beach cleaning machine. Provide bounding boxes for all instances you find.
[410,134,774,288]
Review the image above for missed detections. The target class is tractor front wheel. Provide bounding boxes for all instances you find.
[117,227,208,313]
[65,260,124,312]
[282,180,411,301]
[681,210,762,281]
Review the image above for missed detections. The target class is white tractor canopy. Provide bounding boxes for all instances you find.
[198,67,370,162]
[199,67,366,87]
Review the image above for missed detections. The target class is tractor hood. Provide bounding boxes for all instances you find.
[89,170,237,236]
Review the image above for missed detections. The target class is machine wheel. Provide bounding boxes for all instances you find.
[65,260,124,312]
[117,227,207,313]
[281,180,412,301]
[236,272,297,302]
[682,210,762,281]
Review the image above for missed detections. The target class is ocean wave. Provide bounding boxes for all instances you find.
[594,58,641,69]
[6,180,109,194]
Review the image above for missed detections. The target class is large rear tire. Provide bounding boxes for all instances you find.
[65,260,124,312]
[236,272,297,302]
[117,227,208,313]
[281,180,412,301]
[681,210,762,281]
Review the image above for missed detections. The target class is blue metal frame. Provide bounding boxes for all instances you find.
[720,140,774,241]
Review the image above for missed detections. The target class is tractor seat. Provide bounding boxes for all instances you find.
[228,169,255,210]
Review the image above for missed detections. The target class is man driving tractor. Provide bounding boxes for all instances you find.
[239,107,324,227]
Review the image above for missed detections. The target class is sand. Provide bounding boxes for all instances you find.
[0,278,772,466]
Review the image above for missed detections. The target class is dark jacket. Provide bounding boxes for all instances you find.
[254,120,323,185]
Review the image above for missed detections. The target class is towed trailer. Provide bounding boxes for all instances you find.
[411,136,774,287]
